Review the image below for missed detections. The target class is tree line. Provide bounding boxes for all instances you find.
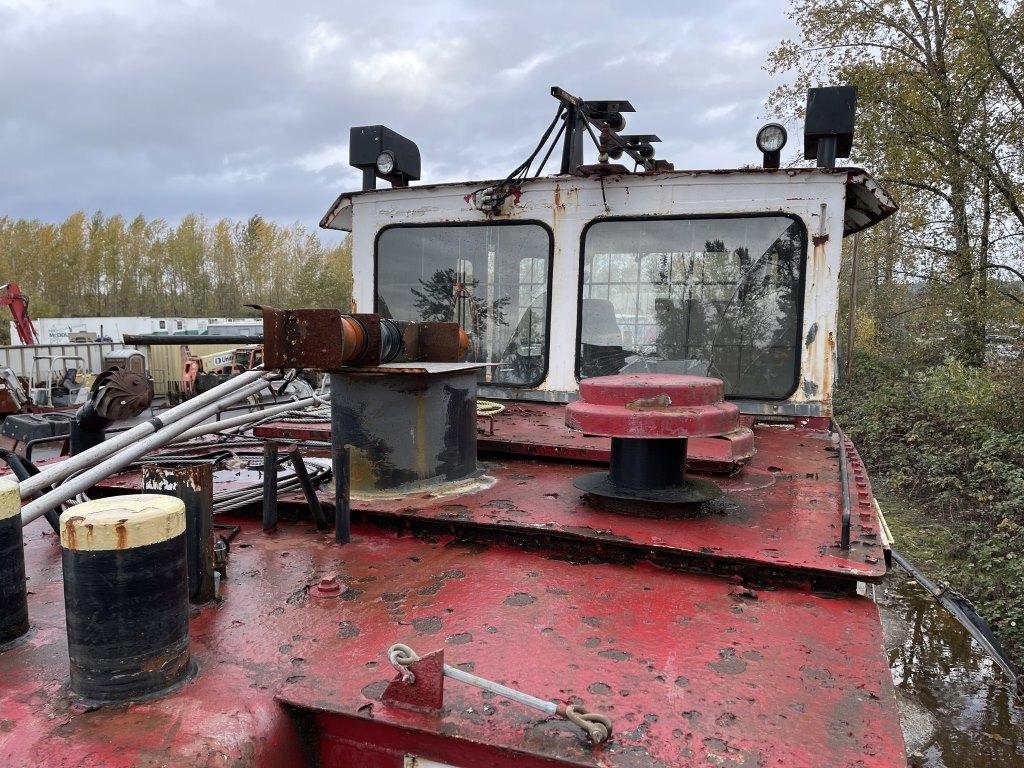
[768,0,1024,668]
[0,212,352,344]
[767,0,1024,365]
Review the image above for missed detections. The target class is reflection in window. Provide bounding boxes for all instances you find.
[580,217,805,399]
[376,224,550,387]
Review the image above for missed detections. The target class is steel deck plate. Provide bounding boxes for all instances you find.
[1,518,905,768]
[346,425,886,583]
[89,425,885,582]
[253,402,755,470]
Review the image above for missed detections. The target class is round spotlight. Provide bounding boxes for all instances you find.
[375,151,396,176]
[756,123,788,154]
[608,146,623,160]
[637,143,655,160]
[605,113,626,132]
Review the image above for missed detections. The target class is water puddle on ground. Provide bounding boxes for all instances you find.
[877,575,1023,766]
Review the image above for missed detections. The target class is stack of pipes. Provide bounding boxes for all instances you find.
[18,370,273,527]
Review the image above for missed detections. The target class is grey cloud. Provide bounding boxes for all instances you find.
[0,0,795,238]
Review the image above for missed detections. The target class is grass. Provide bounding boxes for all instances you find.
[876,488,958,583]
[836,353,1024,663]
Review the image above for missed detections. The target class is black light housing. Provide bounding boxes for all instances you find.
[756,123,787,169]
[349,125,421,191]
[803,86,857,169]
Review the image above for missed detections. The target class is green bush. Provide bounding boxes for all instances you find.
[836,352,1024,658]
[836,353,1024,524]
[960,518,1024,655]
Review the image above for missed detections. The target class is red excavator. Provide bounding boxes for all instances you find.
[0,282,39,345]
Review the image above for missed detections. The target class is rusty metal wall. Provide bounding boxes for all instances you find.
[330,368,478,493]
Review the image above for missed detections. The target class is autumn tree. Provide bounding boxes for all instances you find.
[767,0,1024,364]
[0,212,352,343]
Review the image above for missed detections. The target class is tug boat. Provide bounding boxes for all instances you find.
[0,86,907,767]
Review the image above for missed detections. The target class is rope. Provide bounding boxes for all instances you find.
[476,399,505,416]
[388,642,420,683]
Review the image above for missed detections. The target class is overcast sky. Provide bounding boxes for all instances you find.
[0,0,797,242]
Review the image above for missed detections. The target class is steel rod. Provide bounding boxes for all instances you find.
[20,376,270,525]
[19,369,266,499]
[442,664,557,715]
[262,441,278,532]
[175,396,319,442]
[844,231,862,380]
[891,548,1021,693]
[333,444,350,543]
[124,334,263,345]
[837,431,852,550]
[289,448,328,529]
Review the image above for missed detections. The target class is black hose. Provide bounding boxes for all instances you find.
[0,449,60,533]
[892,547,1022,696]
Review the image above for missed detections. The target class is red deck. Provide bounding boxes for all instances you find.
[257,401,758,471]
[254,415,885,584]
[3,515,904,768]
[0,403,903,767]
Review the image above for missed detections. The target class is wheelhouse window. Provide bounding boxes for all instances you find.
[376,223,551,387]
[579,216,806,399]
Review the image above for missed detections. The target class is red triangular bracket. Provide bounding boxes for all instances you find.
[381,648,445,713]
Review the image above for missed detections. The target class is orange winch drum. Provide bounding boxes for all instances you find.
[339,315,369,364]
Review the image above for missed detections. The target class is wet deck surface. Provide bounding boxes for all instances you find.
[2,516,905,768]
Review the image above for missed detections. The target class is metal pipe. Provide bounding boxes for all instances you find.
[609,437,687,490]
[174,396,319,442]
[20,376,270,525]
[891,548,1021,694]
[837,427,852,550]
[443,664,557,715]
[142,463,216,605]
[124,334,263,345]
[844,231,862,380]
[289,448,328,529]
[19,369,266,499]
[333,444,350,543]
[0,449,60,533]
[262,441,278,532]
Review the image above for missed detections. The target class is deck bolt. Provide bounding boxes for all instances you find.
[310,576,343,598]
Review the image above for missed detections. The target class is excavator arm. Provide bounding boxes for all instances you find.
[0,282,39,345]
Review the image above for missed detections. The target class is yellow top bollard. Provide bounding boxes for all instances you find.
[59,494,185,552]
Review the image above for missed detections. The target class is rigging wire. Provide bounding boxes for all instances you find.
[470,103,565,210]
[534,118,567,178]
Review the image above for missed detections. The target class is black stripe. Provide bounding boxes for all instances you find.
[63,533,190,701]
[0,514,28,645]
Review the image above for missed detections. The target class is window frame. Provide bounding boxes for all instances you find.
[575,213,809,401]
[373,220,556,389]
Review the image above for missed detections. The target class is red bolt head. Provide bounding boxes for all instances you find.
[310,576,343,598]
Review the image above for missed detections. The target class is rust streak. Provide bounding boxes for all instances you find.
[115,519,129,550]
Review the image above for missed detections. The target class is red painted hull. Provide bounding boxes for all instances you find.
[0,415,904,767]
